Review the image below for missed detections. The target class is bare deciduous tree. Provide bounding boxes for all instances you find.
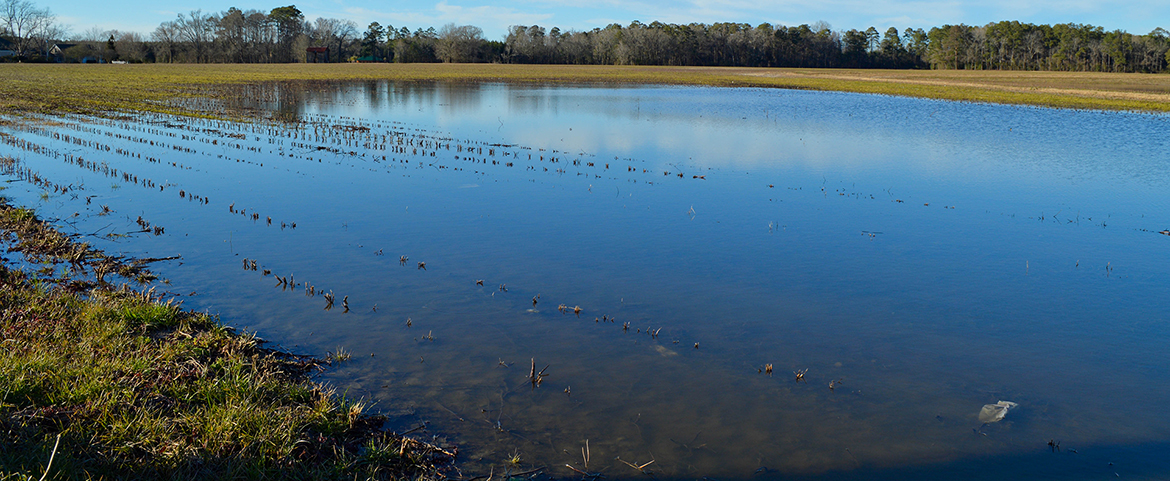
[27,18,64,56]
[436,23,483,63]
[1,0,55,56]
[174,10,216,63]
[151,21,178,63]
[116,31,146,62]
[311,17,358,61]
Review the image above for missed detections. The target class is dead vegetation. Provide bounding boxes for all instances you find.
[0,178,157,288]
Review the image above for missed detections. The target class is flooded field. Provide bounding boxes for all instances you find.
[2,82,1169,480]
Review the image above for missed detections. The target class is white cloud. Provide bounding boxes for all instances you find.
[340,6,434,26]
[432,1,554,32]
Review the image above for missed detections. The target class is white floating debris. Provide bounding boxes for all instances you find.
[979,401,1019,423]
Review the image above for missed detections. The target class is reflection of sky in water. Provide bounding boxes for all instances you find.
[306,83,1170,212]
[3,82,1170,480]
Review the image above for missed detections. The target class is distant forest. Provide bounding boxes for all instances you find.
[3,0,1169,72]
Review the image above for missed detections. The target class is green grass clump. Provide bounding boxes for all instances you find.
[0,265,453,480]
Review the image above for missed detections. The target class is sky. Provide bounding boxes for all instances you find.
[45,0,1170,41]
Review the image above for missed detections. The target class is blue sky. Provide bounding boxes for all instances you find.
[48,0,1169,41]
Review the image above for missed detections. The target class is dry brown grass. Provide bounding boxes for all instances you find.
[747,68,1170,103]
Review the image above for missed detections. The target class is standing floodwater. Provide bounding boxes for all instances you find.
[2,82,1169,480]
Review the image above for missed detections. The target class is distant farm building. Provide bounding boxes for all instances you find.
[306,46,328,63]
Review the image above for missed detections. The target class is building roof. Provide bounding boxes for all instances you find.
[48,43,78,55]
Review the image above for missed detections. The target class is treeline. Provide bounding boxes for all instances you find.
[151,6,356,63]
[148,7,508,63]
[927,22,1169,72]
[503,22,926,68]
[3,1,503,64]
[4,0,1169,72]
[505,21,1170,72]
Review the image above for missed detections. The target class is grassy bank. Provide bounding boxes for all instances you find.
[0,196,455,480]
[1,64,1168,118]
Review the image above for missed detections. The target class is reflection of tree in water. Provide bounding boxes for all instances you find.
[366,81,485,115]
[210,81,487,121]
[273,82,305,121]
[206,82,306,121]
